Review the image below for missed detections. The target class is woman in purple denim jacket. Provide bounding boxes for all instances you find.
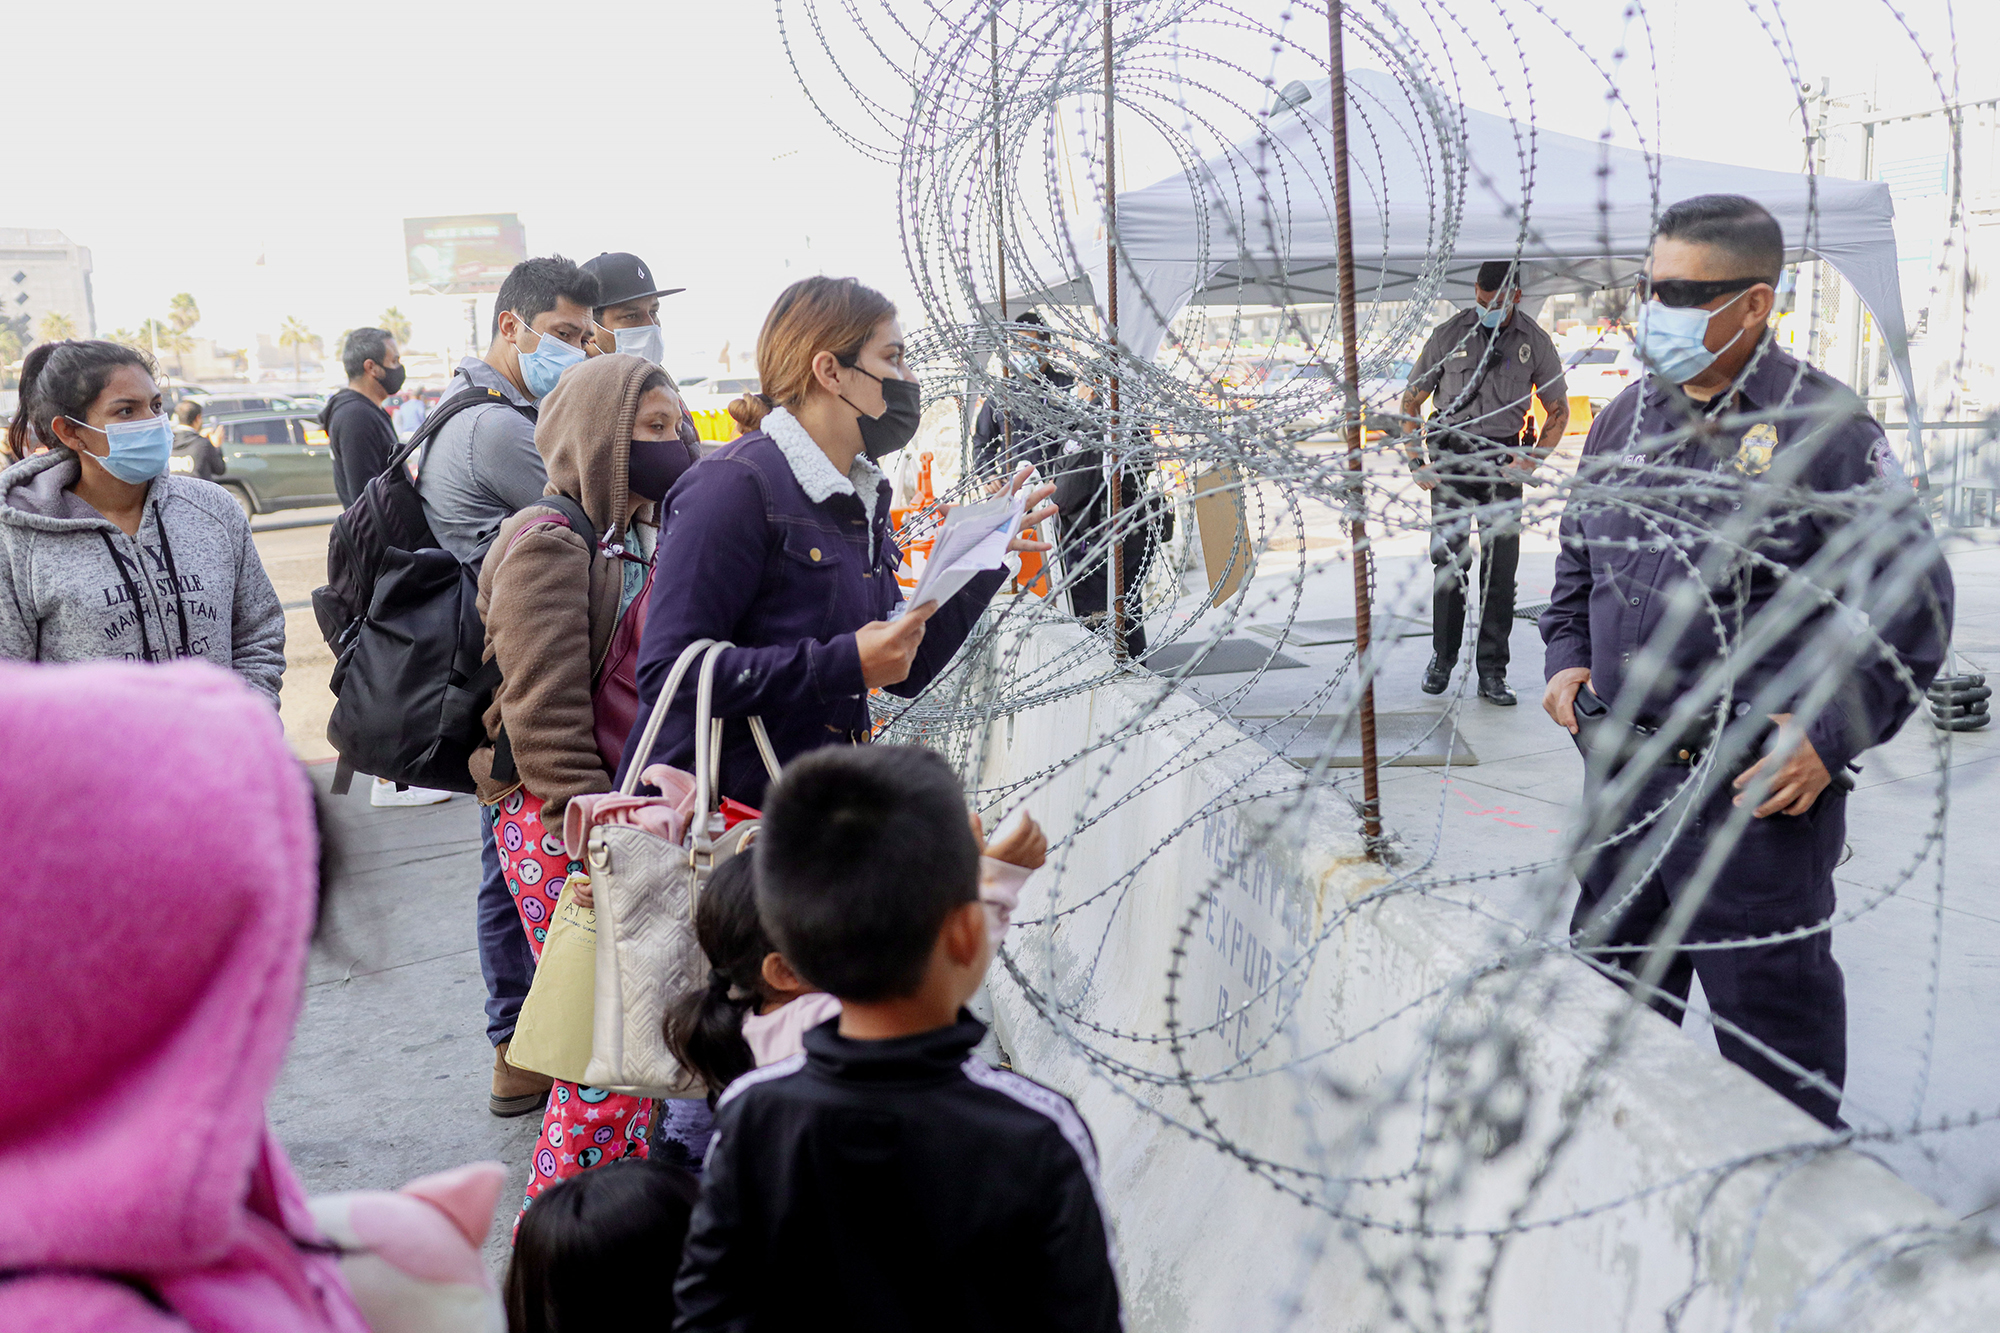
[621,277,1055,804]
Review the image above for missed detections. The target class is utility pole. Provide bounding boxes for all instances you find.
[1805,78,1830,368]
[1328,0,1383,854]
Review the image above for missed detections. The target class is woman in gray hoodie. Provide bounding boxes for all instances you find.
[0,340,284,703]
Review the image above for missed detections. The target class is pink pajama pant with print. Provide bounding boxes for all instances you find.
[493,788,651,1221]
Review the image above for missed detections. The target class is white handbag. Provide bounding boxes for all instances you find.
[583,639,781,1097]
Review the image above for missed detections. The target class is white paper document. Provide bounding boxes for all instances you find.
[897,492,1024,615]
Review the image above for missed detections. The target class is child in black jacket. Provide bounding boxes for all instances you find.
[672,745,1123,1333]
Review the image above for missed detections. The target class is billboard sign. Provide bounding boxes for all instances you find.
[404,214,527,294]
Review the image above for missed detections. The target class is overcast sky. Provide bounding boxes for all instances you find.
[8,0,1989,380]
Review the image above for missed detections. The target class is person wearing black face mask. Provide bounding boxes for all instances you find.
[322,326,405,508]
[620,276,1058,808]
[469,352,705,1190]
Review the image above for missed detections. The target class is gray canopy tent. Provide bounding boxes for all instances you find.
[1013,68,1913,424]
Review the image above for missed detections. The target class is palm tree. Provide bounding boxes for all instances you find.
[379,306,412,344]
[136,318,173,370]
[155,325,195,376]
[278,316,316,383]
[167,292,201,334]
[36,311,77,341]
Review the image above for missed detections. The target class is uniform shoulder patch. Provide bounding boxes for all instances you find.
[1869,437,1906,483]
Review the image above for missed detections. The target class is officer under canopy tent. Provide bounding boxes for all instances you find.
[998,67,1920,457]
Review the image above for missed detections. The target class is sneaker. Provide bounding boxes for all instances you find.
[371,777,453,807]
[491,1041,554,1118]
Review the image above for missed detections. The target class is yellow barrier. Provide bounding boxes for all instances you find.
[693,409,737,443]
[1528,392,1594,436]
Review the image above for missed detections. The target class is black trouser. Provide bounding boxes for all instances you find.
[1570,763,1848,1127]
[1429,471,1521,677]
[1064,516,1150,658]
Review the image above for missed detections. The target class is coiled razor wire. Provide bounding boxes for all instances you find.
[779,1,1997,1326]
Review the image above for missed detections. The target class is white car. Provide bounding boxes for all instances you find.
[1561,342,1643,409]
[1244,359,1413,436]
[679,374,762,417]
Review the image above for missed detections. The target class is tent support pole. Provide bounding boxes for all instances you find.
[1328,0,1383,855]
[1104,0,1127,662]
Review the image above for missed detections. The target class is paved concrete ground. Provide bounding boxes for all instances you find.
[257,469,2000,1285]
[268,771,536,1276]
[253,513,535,1275]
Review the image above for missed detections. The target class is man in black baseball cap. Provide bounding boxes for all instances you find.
[582,251,684,363]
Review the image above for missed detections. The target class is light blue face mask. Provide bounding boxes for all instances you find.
[1636,289,1750,385]
[67,413,173,484]
[514,314,588,399]
[1475,296,1511,330]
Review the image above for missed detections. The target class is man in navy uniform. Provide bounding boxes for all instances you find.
[1539,194,1953,1127]
[1402,261,1569,704]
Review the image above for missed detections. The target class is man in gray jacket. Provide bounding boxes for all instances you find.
[417,256,599,564]
[415,254,599,1117]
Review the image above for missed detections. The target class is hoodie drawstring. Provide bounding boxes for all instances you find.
[97,509,194,664]
[152,516,194,658]
[99,533,159,664]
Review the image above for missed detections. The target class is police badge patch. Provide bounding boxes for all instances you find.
[1517,342,1531,363]
[1733,422,1779,476]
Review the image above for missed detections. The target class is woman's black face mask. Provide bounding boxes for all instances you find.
[838,365,922,460]
[628,435,690,502]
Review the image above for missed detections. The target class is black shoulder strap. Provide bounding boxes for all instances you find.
[389,386,536,479]
[531,493,599,554]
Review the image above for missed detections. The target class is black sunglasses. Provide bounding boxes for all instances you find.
[1637,275,1773,309]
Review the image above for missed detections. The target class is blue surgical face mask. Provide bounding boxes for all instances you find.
[514,313,588,399]
[1475,297,1510,330]
[1636,288,1750,385]
[67,413,173,484]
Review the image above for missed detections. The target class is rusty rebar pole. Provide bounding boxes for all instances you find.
[1104,0,1128,661]
[994,9,1015,471]
[1327,0,1383,853]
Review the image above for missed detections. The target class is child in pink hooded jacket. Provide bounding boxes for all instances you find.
[0,659,370,1333]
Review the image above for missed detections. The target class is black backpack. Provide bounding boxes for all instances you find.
[313,387,535,795]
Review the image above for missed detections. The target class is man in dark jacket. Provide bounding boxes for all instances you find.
[674,745,1122,1333]
[321,327,403,507]
[973,313,1152,656]
[169,400,226,482]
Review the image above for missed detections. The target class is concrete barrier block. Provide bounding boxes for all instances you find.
[973,620,2000,1330]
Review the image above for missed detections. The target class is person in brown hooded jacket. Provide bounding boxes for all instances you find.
[471,351,700,1213]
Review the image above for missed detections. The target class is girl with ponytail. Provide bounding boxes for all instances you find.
[621,275,1057,807]
[663,852,838,1102]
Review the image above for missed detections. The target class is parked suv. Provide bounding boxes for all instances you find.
[182,409,338,516]
[186,393,317,417]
